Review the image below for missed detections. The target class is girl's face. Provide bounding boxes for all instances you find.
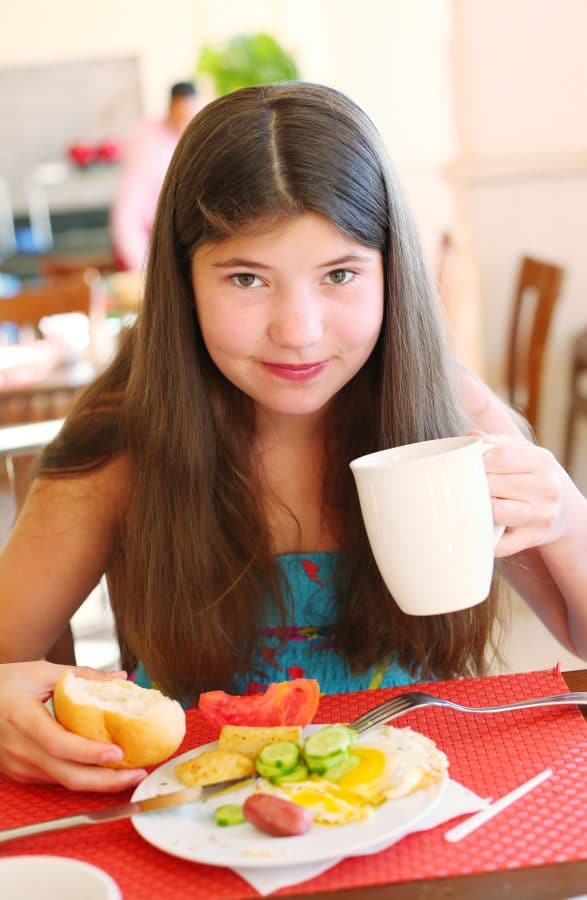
[192,212,384,425]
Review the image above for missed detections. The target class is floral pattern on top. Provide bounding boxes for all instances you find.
[133,552,415,703]
[231,552,413,696]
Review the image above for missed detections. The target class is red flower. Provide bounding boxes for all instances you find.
[301,558,323,585]
[286,666,306,680]
[260,646,282,670]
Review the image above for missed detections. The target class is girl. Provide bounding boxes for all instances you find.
[1,83,586,793]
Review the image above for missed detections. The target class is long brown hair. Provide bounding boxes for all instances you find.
[40,83,501,698]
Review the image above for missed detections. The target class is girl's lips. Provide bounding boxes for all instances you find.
[261,361,329,381]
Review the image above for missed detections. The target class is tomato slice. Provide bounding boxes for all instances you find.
[198,678,320,727]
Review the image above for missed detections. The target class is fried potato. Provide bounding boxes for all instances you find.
[175,748,254,787]
[218,725,302,761]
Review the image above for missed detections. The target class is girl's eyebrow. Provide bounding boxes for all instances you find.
[212,257,272,269]
[319,254,374,267]
[211,253,374,269]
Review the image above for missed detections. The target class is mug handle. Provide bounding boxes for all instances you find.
[481,441,506,546]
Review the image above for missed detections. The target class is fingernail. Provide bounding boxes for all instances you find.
[100,748,124,763]
[130,771,147,785]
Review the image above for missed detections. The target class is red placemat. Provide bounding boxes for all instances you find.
[1,668,586,898]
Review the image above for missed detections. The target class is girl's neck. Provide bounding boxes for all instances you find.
[254,405,329,452]
[253,411,339,555]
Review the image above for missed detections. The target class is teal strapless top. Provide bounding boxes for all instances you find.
[133,551,414,702]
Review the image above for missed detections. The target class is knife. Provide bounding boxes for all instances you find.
[0,777,254,846]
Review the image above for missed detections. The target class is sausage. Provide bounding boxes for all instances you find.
[243,792,313,836]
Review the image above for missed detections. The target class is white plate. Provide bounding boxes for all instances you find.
[131,727,447,870]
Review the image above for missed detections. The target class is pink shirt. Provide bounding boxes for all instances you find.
[111,119,180,272]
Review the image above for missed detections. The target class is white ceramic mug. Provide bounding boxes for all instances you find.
[350,435,504,616]
[0,856,121,900]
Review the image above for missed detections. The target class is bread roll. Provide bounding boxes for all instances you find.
[53,671,186,768]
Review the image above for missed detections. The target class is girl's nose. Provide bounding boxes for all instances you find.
[268,292,324,348]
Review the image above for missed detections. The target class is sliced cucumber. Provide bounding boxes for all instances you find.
[304,748,349,775]
[303,725,355,763]
[214,804,245,827]
[321,753,360,782]
[270,761,310,785]
[255,740,300,779]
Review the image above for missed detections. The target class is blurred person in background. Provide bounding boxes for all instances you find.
[111,81,200,272]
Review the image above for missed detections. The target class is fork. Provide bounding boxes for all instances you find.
[200,689,586,800]
[348,690,587,735]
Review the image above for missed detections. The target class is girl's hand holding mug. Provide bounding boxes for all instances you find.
[472,431,569,558]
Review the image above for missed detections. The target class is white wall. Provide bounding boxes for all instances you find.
[2,0,455,261]
[451,0,587,488]
[454,0,587,156]
[1,0,200,116]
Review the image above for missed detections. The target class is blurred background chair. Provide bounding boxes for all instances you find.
[563,325,587,472]
[506,255,564,436]
[0,268,108,424]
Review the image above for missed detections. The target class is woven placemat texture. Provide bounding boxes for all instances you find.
[0,668,585,898]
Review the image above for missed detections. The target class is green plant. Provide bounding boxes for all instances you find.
[197,32,299,97]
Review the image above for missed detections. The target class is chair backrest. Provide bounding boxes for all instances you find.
[5,450,37,510]
[563,325,587,470]
[506,256,564,433]
[0,269,106,348]
[4,448,76,665]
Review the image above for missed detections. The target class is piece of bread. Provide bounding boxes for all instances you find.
[53,670,186,769]
[175,748,254,787]
[218,724,302,761]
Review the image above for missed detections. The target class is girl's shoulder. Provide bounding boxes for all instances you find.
[30,452,132,526]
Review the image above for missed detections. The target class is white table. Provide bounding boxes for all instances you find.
[0,418,64,456]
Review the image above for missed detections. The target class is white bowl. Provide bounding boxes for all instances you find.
[0,856,121,900]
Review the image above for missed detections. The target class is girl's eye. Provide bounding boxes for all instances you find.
[325,268,354,285]
[231,273,262,288]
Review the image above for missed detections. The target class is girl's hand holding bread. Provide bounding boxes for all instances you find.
[53,669,186,768]
[0,662,157,792]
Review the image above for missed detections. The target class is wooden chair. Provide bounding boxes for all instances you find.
[0,269,107,425]
[5,449,76,665]
[563,326,587,471]
[506,256,564,435]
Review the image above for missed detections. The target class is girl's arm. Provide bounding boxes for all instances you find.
[0,457,146,791]
[0,456,128,661]
[456,366,587,660]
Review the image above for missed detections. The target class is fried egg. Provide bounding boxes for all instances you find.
[258,725,448,826]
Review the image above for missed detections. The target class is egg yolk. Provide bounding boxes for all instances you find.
[338,747,387,790]
[289,790,346,813]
